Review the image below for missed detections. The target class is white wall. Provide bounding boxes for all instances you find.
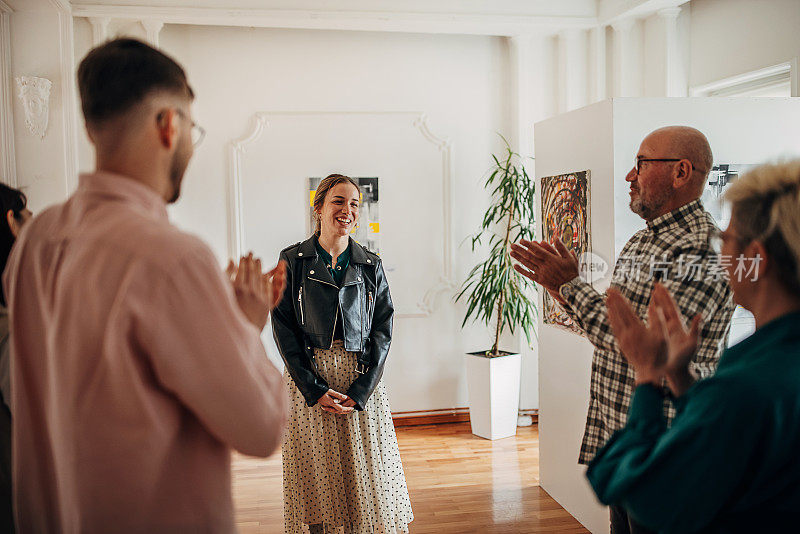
[689,0,800,89]
[70,21,540,413]
[536,96,800,534]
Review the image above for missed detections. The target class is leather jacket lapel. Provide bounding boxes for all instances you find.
[306,255,337,287]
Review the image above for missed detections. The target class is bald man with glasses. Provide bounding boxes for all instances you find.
[511,126,736,534]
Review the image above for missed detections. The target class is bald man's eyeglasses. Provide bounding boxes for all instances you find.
[635,158,684,174]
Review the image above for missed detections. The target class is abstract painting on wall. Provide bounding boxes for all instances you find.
[540,170,591,333]
[308,177,381,254]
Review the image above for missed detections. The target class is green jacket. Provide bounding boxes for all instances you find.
[587,311,800,533]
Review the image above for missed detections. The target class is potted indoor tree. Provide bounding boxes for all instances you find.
[455,137,537,440]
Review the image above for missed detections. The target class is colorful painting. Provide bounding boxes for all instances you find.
[308,177,380,254]
[541,170,591,333]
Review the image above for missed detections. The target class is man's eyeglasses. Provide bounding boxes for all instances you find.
[174,109,206,148]
[635,158,683,174]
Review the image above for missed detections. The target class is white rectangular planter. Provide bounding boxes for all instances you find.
[465,352,521,440]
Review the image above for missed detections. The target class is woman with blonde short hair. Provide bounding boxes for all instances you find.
[587,160,800,533]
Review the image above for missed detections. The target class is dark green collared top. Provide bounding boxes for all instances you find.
[314,239,351,287]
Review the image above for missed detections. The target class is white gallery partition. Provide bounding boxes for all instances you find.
[535,97,800,533]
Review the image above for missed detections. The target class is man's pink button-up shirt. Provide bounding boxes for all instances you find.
[3,172,288,533]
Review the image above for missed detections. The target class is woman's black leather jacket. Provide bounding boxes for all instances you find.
[271,236,393,410]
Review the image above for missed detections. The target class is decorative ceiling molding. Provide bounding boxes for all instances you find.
[71,5,596,36]
[47,0,72,12]
[229,111,455,318]
[598,0,687,25]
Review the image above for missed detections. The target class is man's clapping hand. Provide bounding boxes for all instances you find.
[605,282,702,396]
[226,253,287,331]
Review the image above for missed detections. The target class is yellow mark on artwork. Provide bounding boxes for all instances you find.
[309,190,317,207]
[369,222,380,234]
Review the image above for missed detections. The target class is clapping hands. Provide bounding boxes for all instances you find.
[606,282,702,396]
[510,238,580,295]
[226,253,288,331]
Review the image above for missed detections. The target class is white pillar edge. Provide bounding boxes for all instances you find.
[88,16,110,47]
[611,17,636,97]
[55,4,80,195]
[591,25,607,103]
[658,6,683,97]
[509,35,535,159]
[141,19,164,48]
[0,9,16,186]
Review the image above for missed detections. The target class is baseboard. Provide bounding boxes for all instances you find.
[392,407,538,427]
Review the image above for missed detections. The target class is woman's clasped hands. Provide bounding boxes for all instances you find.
[318,389,357,415]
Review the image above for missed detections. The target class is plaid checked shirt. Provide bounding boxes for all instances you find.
[558,200,736,464]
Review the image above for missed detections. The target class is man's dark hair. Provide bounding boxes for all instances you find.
[78,38,194,125]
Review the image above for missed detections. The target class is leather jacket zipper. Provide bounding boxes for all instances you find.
[328,310,337,349]
[298,287,305,325]
[368,291,374,317]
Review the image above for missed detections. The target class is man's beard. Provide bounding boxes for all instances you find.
[629,189,669,220]
[167,149,189,204]
[629,196,647,218]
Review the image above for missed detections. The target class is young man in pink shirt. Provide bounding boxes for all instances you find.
[3,38,288,532]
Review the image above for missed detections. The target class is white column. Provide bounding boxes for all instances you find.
[612,17,636,97]
[0,7,16,185]
[590,25,607,103]
[56,6,80,194]
[658,7,685,96]
[88,17,110,46]
[141,19,164,48]
[509,34,553,159]
[557,29,588,113]
[509,35,531,158]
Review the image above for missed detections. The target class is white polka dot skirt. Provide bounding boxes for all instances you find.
[282,341,413,534]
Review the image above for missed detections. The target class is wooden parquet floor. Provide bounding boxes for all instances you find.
[233,422,588,533]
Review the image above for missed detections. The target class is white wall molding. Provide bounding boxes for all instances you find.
[690,61,796,97]
[72,5,595,36]
[413,113,456,316]
[229,112,455,318]
[0,4,16,185]
[46,0,71,12]
[88,16,110,46]
[140,19,164,47]
[599,0,686,26]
